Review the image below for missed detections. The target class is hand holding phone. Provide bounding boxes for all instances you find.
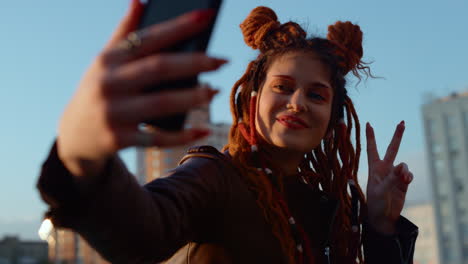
[138,0,223,131]
[56,0,226,178]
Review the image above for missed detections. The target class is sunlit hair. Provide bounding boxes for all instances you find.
[222,6,372,263]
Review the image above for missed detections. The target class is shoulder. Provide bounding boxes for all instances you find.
[178,145,233,174]
[180,145,229,164]
[146,145,236,189]
[147,146,249,213]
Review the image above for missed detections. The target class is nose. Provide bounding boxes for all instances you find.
[287,89,308,113]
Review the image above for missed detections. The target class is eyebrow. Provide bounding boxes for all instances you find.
[272,75,331,89]
[273,75,295,81]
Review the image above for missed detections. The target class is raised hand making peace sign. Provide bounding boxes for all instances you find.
[365,121,414,234]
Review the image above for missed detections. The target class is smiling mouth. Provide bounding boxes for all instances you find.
[277,115,309,129]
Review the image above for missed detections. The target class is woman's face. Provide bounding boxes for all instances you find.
[255,51,334,153]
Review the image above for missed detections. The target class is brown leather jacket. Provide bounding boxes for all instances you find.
[37,143,418,264]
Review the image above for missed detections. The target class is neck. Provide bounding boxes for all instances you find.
[259,144,304,177]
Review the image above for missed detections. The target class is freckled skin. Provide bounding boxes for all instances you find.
[255,51,334,160]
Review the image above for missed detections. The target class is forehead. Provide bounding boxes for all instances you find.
[266,52,331,82]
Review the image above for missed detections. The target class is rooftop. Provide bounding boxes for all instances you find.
[436,90,468,102]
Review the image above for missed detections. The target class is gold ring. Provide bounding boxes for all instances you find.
[118,32,142,52]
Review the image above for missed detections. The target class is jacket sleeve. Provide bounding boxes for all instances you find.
[363,215,419,264]
[37,141,230,264]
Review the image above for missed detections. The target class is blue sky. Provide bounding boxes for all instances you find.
[1,0,467,240]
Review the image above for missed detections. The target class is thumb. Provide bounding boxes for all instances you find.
[106,0,145,49]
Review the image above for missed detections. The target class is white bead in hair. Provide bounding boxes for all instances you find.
[296,244,303,252]
[288,217,296,225]
[264,168,273,175]
[251,91,258,97]
[251,145,258,152]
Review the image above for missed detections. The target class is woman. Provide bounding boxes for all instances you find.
[37,1,418,263]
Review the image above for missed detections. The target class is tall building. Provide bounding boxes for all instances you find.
[46,230,109,264]
[137,105,231,183]
[421,91,468,264]
[0,236,48,264]
[403,203,439,264]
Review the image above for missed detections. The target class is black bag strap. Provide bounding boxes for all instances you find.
[178,145,237,172]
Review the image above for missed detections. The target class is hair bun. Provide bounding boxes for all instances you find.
[240,6,281,51]
[327,21,364,74]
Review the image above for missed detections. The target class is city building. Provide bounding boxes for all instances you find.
[137,105,231,182]
[403,203,439,264]
[0,236,48,264]
[421,91,468,264]
[45,228,109,264]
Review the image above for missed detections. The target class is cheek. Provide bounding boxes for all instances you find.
[319,104,333,135]
[255,94,283,140]
[255,100,272,137]
[257,93,279,122]
[323,104,333,124]
[308,103,333,135]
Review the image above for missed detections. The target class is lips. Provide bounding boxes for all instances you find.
[277,115,309,129]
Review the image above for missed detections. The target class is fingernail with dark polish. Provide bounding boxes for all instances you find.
[400,120,405,126]
[130,0,143,9]
[213,58,229,67]
[192,9,215,23]
[192,129,211,138]
[206,87,220,101]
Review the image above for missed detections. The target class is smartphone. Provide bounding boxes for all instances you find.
[137,0,223,131]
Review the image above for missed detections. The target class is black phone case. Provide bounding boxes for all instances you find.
[137,0,222,131]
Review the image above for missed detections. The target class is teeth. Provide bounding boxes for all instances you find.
[286,120,300,125]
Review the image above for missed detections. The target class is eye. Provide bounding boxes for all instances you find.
[273,84,293,93]
[307,92,325,101]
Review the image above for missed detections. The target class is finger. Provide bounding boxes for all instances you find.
[383,121,405,164]
[102,8,216,65]
[366,122,380,165]
[380,162,406,192]
[386,163,411,192]
[396,170,412,194]
[407,172,414,184]
[394,162,405,176]
[109,84,219,124]
[104,53,228,94]
[397,162,411,183]
[122,128,211,148]
[105,0,145,49]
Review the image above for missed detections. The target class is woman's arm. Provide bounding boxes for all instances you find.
[38,141,230,263]
[37,1,229,262]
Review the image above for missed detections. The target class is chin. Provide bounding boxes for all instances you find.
[271,137,318,153]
